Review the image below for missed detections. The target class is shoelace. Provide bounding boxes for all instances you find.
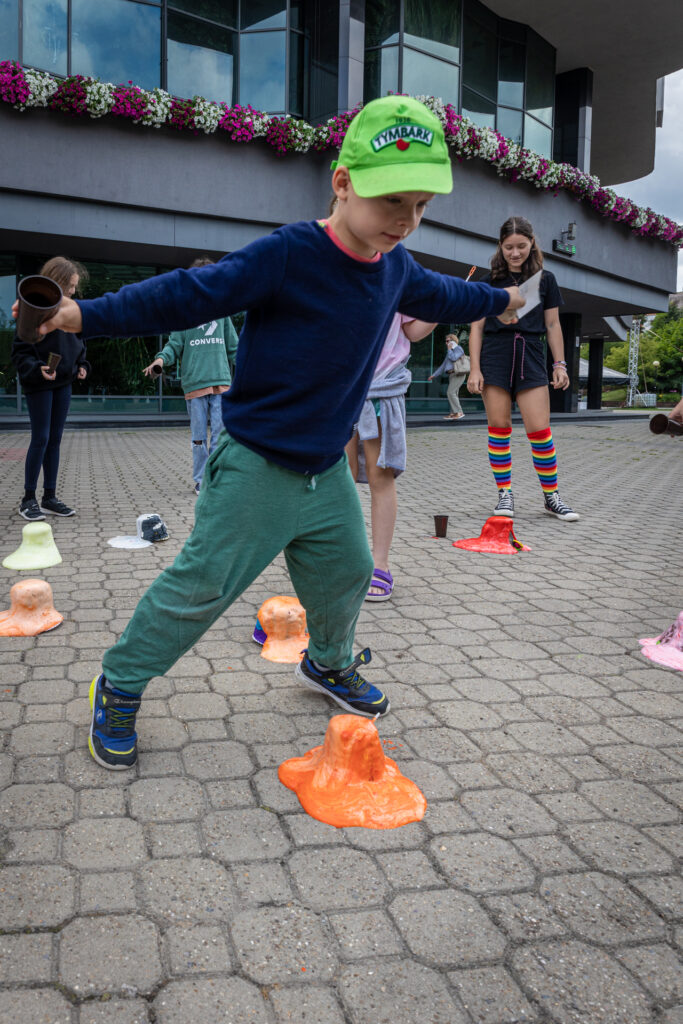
[549,494,571,513]
[107,706,137,731]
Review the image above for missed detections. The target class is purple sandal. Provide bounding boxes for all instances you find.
[365,567,393,602]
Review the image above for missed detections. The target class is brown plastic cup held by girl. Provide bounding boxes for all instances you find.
[434,515,449,538]
[16,276,63,344]
[47,352,62,372]
[649,412,683,436]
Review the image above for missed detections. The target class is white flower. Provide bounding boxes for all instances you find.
[141,88,172,127]
[19,68,58,110]
[85,80,114,118]
[192,96,222,134]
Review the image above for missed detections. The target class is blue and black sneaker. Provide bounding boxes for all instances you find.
[89,674,141,770]
[295,648,390,717]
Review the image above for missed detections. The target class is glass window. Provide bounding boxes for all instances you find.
[365,0,399,48]
[71,0,161,90]
[496,105,522,144]
[526,31,554,125]
[167,12,235,103]
[363,45,398,102]
[461,86,495,129]
[239,30,286,111]
[240,0,286,31]
[524,114,551,156]
[404,0,460,63]
[0,257,17,399]
[0,0,18,60]
[307,0,339,122]
[402,48,458,105]
[168,0,236,29]
[462,10,497,101]
[498,39,524,107]
[23,0,67,76]
[289,31,307,116]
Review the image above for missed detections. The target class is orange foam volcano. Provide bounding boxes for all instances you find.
[0,579,63,636]
[453,516,530,554]
[256,595,309,663]
[278,714,427,829]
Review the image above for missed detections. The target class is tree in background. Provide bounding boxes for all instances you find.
[604,304,683,394]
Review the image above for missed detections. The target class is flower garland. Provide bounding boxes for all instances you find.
[1,60,680,246]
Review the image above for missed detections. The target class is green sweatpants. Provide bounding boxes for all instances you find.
[102,433,374,695]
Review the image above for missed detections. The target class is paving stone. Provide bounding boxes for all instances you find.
[449,965,538,1023]
[232,905,337,982]
[136,717,189,750]
[0,989,72,1023]
[186,719,227,740]
[12,754,60,784]
[0,864,75,928]
[402,727,482,762]
[232,861,294,904]
[377,850,446,890]
[181,740,254,780]
[289,847,388,909]
[0,782,74,827]
[431,700,505,730]
[642,824,683,857]
[390,890,505,965]
[580,780,679,824]
[63,750,131,788]
[164,924,232,974]
[630,875,683,920]
[536,790,604,822]
[460,787,557,836]
[4,827,60,863]
[430,832,536,893]
[153,977,270,1023]
[616,944,683,1002]
[483,892,567,940]
[128,777,205,822]
[565,821,675,874]
[448,762,501,789]
[512,940,654,1024]
[330,909,404,959]
[137,751,184,776]
[205,778,255,809]
[138,857,235,923]
[344,821,426,851]
[504,721,588,754]
[0,933,54,983]
[78,787,127,817]
[59,914,163,996]
[285,812,346,846]
[338,960,468,1024]
[80,871,137,913]
[202,807,290,862]
[596,744,682,781]
[64,818,147,868]
[147,822,203,858]
[422,800,476,834]
[167,692,229,720]
[269,985,347,1024]
[541,871,667,945]
[78,998,150,1024]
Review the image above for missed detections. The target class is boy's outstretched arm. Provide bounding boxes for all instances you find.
[399,257,523,325]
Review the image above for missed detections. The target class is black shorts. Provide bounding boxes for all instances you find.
[480,333,549,399]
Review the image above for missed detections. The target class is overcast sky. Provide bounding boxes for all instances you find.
[613,68,683,292]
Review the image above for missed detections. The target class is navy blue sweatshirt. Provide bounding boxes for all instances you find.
[12,329,90,395]
[78,221,508,473]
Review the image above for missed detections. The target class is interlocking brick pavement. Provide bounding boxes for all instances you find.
[0,420,681,1023]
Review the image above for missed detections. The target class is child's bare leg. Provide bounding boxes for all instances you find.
[363,431,397,595]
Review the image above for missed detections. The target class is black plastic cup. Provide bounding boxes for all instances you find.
[434,515,449,538]
[650,412,683,436]
[150,363,163,376]
[16,276,63,344]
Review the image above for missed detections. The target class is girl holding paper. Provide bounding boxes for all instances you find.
[467,216,579,522]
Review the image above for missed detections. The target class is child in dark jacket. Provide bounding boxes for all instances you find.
[12,256,90,520]
[22,95,523,770]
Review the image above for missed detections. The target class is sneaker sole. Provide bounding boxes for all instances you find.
[364,591,392,603]
[88,676,137,771]
[19,509,45,521]
[40,508,76,516]
[543,508,579,522]
[493,509,514,517]
[294,662,390,717]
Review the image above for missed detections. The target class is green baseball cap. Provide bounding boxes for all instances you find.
[333,95,453,197]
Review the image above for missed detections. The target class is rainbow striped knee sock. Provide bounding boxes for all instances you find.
[527,427,558,493]
[488,427,512,489]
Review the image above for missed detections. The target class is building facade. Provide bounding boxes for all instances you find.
[1,0,681,415]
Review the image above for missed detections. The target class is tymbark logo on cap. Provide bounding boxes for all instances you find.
[371,123,434,152]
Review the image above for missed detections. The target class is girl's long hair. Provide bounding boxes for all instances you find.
[490,216,543,283]
[40,256,88,295]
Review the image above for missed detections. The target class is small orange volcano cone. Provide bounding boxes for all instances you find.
[0,579,63,636]
[256,595,309,663]
[453,516,530,554]
[278,714,427,829]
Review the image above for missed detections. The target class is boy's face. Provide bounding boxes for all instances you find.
[330,168,434,258]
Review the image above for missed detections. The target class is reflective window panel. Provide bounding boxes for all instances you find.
[71,0,161,90]
[402,48,458,105]
[289,30,307,116]
[496,105,522,144]
[239,30,286,111]
[363,45,399,102]
[461,86,495,129]
[365,0,399,48]
[240,0,286,31]
[0,0,18,59]
[462,9,497,101]
[524,114,551,156]
[404,0,460,63]
[167,12,235,103]
[23,0,67,76]
[168,0,237,29]
[498,38,524,107]
[526,30,554,125]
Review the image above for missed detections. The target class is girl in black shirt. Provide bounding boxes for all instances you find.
[468,216,579,522]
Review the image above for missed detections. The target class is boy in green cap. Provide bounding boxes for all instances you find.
[31,95,523,770]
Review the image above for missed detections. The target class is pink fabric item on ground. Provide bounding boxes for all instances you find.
[639,611,683,672]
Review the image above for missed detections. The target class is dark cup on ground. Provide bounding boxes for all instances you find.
[16,276,63,344]
[649,413,683,437]
[434,515,449,538]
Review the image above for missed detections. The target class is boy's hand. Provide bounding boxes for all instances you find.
[143,358,164,377]
[12,297,83,336]
[497,286,524,325]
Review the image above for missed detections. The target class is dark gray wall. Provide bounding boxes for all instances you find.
[0,106,676,314]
